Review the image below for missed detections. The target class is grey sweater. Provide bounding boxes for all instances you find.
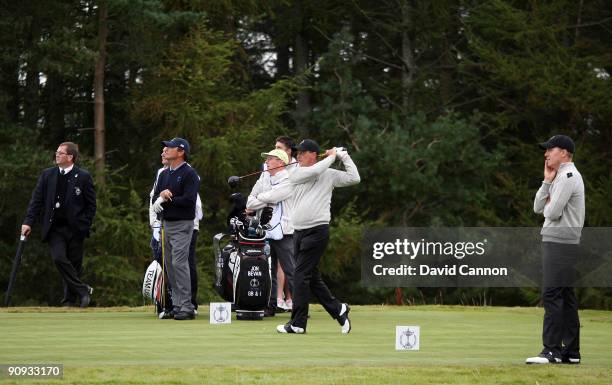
[289,154,360,230]
[533,162,585,244]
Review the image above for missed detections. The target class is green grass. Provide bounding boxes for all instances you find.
[1,305,611,384]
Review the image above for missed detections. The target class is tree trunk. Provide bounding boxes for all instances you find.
[1,60,20,122]
[575,0,584,41]
[276,44,290,79]
[93,0,108,186]
[45,73,66,145]
[439,30,452,107]
[401,2,416,113]
[294,30,310,136]
[24,22,41,129]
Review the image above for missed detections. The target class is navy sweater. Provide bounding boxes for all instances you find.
[152,163,200,221]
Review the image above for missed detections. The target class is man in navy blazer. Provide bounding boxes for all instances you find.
[22,142,96,307]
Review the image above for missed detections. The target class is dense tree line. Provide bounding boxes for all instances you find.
[1,1,610,308]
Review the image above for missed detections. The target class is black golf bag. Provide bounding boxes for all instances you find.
[214,194,272,320]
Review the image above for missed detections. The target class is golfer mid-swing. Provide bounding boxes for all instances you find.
[277,139,360,334]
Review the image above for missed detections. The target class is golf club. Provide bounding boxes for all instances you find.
[227,161,299,187]
[227,147,347,187]
[4,234,27,307]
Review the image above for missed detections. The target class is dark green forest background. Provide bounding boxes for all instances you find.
[1,1,610,308]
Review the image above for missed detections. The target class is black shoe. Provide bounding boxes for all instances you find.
[276,323,305,334]
[80,286,93,308]
[337,303,351,334]
[525,351,562,364]
[158,310,175,319]
[174,311,195,320]
[562,356,581,364]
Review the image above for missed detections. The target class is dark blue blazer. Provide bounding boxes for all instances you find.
[23,166,97,241]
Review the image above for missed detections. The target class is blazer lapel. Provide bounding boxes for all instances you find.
[47,168,58,210]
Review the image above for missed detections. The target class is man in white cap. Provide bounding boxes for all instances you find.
[247,148,296,316]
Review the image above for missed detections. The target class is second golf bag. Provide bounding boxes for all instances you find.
[142,224,172,316]
[214,193,272,320]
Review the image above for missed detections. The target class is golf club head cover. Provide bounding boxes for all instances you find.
[260,206,273,225]
[226,192,247,228]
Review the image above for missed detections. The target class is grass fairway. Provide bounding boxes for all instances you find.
[1,305,611,384]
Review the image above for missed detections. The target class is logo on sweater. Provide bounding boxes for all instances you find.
[567,172,573,178]
[75,187,81,196]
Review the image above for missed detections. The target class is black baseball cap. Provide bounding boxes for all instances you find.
[538,135,575,154]
[162,137,190,155]
[297,139,320,153]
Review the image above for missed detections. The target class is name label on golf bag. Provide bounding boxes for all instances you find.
[234,256,271,309]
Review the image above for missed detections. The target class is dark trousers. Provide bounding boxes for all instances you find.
[268,235,295,309]
[290,225,342,329]
[188,229,198,309]
[541,242,580,358]
[47,225,89,304]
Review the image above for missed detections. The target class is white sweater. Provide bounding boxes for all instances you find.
[247,169,294,235]
[289,154,360,230]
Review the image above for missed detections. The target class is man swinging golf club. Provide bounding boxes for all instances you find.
[277,139,360,334]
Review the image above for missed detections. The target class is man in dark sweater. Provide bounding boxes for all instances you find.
[151,138,200,320]
[22,142,96,307]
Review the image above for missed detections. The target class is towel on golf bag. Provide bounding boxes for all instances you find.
[264,202,283,240]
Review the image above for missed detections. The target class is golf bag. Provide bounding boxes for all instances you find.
[214,194,272,320]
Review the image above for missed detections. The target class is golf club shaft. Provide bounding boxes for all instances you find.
[4,235,27,307]
[236,148,342,179]
[238,161,299,179]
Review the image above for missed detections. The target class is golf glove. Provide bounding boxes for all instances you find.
[152,197,165,214]
[336,149,349,161]
[153,226,161,242]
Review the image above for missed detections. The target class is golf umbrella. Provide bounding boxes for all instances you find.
[4,234,27,307]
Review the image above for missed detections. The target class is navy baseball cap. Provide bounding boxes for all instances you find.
[538,135,575,153]
[297,139,320,153]
[162,137,190,155]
